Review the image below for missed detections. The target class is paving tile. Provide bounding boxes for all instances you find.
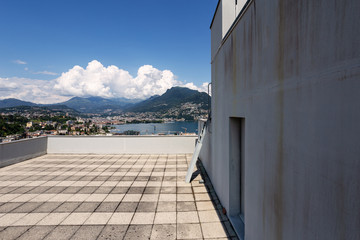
[123,225,152,240]
[177,223,203,239]
[157,201,176,212]
[193,186,208,193]
[43,225,80,240]
[95,202,119,212]
[66,194,91,202]
[54,202,81,213]
[11,202,43,213]
[154,212,176,224]
[12,213,49,226]
[76,186,98,194]
[97,225,128,240]
[48,194,73,202]
[44,186,67,194]
[17,225,56,240]
[160,187,176,194]
[137,202,157,212]
[60,212,91,225]
[103,194,124,202]
[0,202,23,213]
[196,201,216,211]
[195,193,211,201]
[150,224,176,240]
[177,201,196,212]
[198,210,221,223]
[74,202,100,212]
[84,194,108,202]
[0,194,21,202]
[140,194,159,202]
[0,226,30,240]
[128,187,145,194]
[0,213,27,226]
[110,187,128,194]
[159,194,176,202]
[177,187,192,194]
[201,222,228,238]
[177,194,195,202]
[177,211,200,223]
[93,187,114,194]
[71,225,104,240]
[144,187,160,194]
[37,213,70,225]
[33,202,62,213]
[116,202,138,212]
[61,187,82,194]
[84,212,112,225]
[131,212,155,225]
[108,212,134,224]
[122,194,142,202]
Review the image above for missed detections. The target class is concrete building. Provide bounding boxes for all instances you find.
[201,0,360,239]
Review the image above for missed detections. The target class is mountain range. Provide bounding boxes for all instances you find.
[0,87,210,114]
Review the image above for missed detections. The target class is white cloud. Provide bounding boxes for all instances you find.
[33,71,58,76]
[1,60,208,104]
[54,60,207,99]
[0,77,70,104]
[13,60,27,65]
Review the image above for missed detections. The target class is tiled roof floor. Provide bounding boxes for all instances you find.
[0,154,238,240]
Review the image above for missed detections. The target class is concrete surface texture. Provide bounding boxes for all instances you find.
[0,154,237,240]
[209,0,360,239]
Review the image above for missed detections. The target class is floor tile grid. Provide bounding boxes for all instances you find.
[0,154,237,239]
[123,154,156,234]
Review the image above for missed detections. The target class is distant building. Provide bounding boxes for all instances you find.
[26,122,33,128]
[201,0,360,239]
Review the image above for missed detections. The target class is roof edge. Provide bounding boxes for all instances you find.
[210,0,221,29]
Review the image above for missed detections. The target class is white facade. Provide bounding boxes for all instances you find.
[205,0,360,239]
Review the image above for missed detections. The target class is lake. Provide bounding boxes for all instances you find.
[110,121,198,135]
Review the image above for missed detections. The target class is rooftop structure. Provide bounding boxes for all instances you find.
[204,0,360,239]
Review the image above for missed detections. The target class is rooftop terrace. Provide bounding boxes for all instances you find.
[0,153,237,240]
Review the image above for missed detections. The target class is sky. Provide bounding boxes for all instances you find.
[0,0,218,103]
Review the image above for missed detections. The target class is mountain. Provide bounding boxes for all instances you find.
[57,96,141,113]
[125,87,210,113]
[0,98,36,108]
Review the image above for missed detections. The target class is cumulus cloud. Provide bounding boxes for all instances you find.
[54,60,207,99]
[13,60,27,65]
[1,60,208,104]
[0,77,70,104]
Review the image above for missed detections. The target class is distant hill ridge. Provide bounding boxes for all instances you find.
[0,87,210,114]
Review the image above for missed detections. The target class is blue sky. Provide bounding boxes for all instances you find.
[0,0,218,103]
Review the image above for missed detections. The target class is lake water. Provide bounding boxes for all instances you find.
[111,121,198,135]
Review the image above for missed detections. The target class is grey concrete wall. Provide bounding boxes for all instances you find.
[48,136,197,154]
[0,137,47,168]
[210,0,360,239]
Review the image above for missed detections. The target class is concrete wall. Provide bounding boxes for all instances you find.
[48,136,197,154]
[210,0,360,239]
[0,137,47,168]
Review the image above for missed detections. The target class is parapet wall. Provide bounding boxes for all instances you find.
[0,137,47,168]
[47,135,197,154]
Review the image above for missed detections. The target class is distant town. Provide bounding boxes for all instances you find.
[0,87,210,142]
[0,103,208,143]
